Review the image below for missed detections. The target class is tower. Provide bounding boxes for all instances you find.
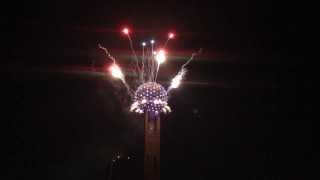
[144,113,160,180]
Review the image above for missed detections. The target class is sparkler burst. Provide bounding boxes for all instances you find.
[98,27,200,116]
[109,63,124,80]
[154,49,167,64]
[168,68,186,90]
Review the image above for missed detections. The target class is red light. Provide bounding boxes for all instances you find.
[168,32,175,39]
[122,28,129,35]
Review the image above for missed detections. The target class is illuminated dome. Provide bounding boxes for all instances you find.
[130,82,171,115]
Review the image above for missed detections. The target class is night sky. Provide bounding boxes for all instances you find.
[3,0,315,180]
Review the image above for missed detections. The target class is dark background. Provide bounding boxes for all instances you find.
[3,0,315,179]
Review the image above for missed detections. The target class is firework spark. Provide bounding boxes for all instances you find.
[168,68,186,91]
[168,32,175,39]
[154,49,167,65]
[109,63,124,80]
[99,27,200,116]
[163,32,175,48]
[122,28,129,35]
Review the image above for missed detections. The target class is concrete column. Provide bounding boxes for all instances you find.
[144,113,160,180]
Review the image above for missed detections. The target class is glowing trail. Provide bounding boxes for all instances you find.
[98,43,134,96]
[122,27,140,78]
[168,68,186,91]
[141,42,146,82]
[154,49,167,81]
[109,63,133,97]
[163,32,175,48]
[181,48,202,69]
[98,44,116,63]
[150,40,155,81]
[167,49,202,93]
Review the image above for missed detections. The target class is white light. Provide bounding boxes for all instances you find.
[142,42,146,46]
[170,74,182,88]
[109,64,124,79]
[150,39,155,44]
[168,32,175,39]
[122,28,129,35]
[169,69,186,89]
[154,49,167,64]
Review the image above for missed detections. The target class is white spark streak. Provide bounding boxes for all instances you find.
[110,63,124,80]
[181,48,202,69]
[154,49,167,64]
[98,44,116,63]
[168,68,186,90]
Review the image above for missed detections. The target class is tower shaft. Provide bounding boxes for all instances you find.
[144,113,160,180]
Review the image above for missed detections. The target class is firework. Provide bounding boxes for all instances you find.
[109,63,124,80]
[99,27,200,116]
[154,49,167,65]
[168,68,186,91]
[164,32,175,48]
[168,32,175,39]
